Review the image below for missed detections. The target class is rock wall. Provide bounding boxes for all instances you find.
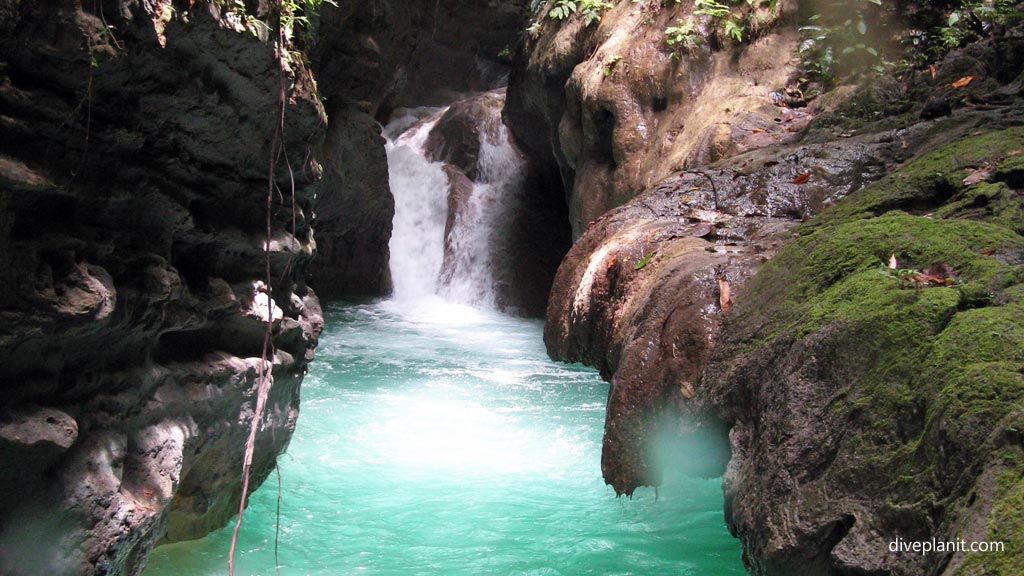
[702,116,1024,576]
[505,0,803,237]
[532,0,1024,572]
[0,2,324,574]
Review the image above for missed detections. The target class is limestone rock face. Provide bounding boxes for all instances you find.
[540,12,1024,569]
[702,120,1024,576]
[506,0,806,237]
[313,106,395,296]
[0,3,324,574]
[545,131,894,496]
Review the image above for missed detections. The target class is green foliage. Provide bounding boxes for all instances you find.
[635,252,655,270]
[549,0,577,20]
[694,0,730,19]
[581,0,614,25]
[664,17,698,51]
[902,0,1024,65]
[691,0,760,45]
[798,0,1024,86]
[723,18,744,42]
[546,0,613,26]
[796,2,885,88]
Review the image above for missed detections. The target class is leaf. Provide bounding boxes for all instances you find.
[951,75,976,88]
[888,254,898,269]
[912,262,958,286]
[791,172,811,184]
[929,64,937,79]
[857,19,867,35]
[963,165,992,186]
[606,254,618,269]
[635,252,654,270]
[948,11,960,27]
[719,279,732,310]
[981,248,995,256]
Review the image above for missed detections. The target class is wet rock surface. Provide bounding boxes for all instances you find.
[545,126,899,495]
[702,120,1024,576]
[0,3,323,574]
[423,90,570,316]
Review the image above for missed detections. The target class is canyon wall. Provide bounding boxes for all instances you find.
[0,2,323,573]
[521,0,1024,573]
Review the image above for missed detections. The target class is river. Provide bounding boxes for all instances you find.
[143,104,743,575]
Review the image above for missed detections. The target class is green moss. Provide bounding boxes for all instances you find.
[720,123,1024,573]
[993,153,1024,188]
[731,211,1024,349]
[958,464,1024,575]
[808,126,1024,228]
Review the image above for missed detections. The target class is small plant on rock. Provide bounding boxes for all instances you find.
[665,17,698,52]
[547,0,613,26]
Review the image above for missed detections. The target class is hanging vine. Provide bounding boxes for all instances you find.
[227,0,289,573]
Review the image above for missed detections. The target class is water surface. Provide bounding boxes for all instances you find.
[144,298,743,575]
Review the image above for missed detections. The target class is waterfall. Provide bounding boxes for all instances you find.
[384,104,527,310]
[384,109,449,299]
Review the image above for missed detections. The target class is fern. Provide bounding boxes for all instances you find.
[549,0,577,20]
[724,18,744,42]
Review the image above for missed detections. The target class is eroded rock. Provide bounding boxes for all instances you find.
[0,3,324,574]
[506,0,807,237]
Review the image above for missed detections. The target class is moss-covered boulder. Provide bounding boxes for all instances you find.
[702,126,1024,575]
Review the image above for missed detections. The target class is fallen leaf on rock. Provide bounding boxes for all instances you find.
[952,75,976,88]
[635,252,654,270]
[888,254,898,269]
[963,164,992,186]
[924,262,957,279]
[981,248,996,256]
[912,262,958,286]
[791,172,811,184]
[719,278,732,311]
[929,64,937,79]
[606,254,617,269]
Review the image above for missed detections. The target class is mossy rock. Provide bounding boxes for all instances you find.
[809,126,1024,228]
[710,124,1024,574]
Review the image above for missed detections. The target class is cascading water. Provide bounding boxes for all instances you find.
[437,115,524,308]
[384,109,450,299]
[385,104,527,309]
[143,98,744,576]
